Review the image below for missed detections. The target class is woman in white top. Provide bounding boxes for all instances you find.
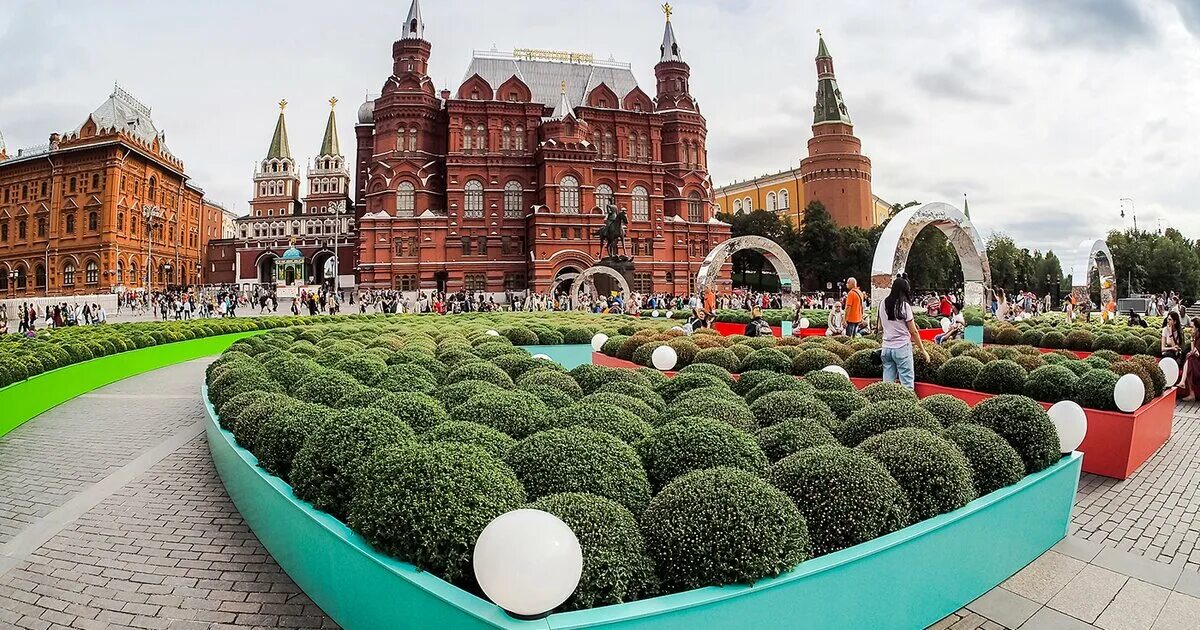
[878,277,930,389]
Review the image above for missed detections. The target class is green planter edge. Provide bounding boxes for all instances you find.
[203,385,1081,630]
[0,330,266,439]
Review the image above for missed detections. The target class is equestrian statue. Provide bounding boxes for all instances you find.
[594,203,629,260]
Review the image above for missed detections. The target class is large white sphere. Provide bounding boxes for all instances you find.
[651,310,660,318]
[821,364,850,379]
[474,509,582,617]
[1159,358,1181,388]
[798,317,810,329]
[532,354,552,361]
[1113,373,1146,413]
[1047,400,1088,452]
[486,329,501,337]
[666,310,674,319]
[591,333,609,352]
[652,345,678,371]
[940,317,952,333]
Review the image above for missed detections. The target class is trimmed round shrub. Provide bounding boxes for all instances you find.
[516,369,583,398]
[451,390,552,439]
[677,363,734,387]
[749,391,836,428]
[1042,330,1066,349]
[1110,361,1154,406]
[255,402,336,482]
[630,340,664,367]
[526,493,655,610]
[692,347,740,372]
[595,382,666,412]
[756,418,839,462]
[995,327,1022,345]
[491,355,544,380]
[660,389,756,431]
[635,367,669,389]
[1066,329,1095,351]
[745,375,816,405]
[295,369,366,408]
[972,360,1029,395]
[1020,330,1045,347]
[1024,364,1079,403]
[348,442,526,586]
[571,365,649,394]
[506,427,651,514]
[580,391,659,424]
[857,428,976,523]
[1062,358,1093,376]
[445,361,513,388]
[553,402,653,444]
[944,424,1025,496]
[835,400,941,447]
[919,394,971,427]
[1087,353,1117,368]
[637,417,769,491]
[732,370,779,397]
[1130,355,1167,397]
[334,353,389,386]
[862,381,918,403]
[767,444,909,556]
[291,408,415,520]
[814,389,869,421]
[439,379,502,412]
[938,356,985,389]
[738,348,793,374]
[365,392,449,433]
[601,335,628,356]
[642,467,809,591]
[1072,369,1120,411]
[1094,334,1122,352]
[962,347,997,364]
[1012,353,1047,373]
[423,420,516,459]
[655,372,728,404]
[222,391,296,453]
[844,349,883,378]
[792,348,843,376]
[970,394,1061,472]
[1118,336,1148,356]
[377,363,438,394]
[519,383,575,409]
[501,326,539,346]
[336,387,389,410]
[802,369,857,392]
[209,366,280,410]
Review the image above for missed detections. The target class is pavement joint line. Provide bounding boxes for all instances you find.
[78,393,198,400]
[0,418,203,578]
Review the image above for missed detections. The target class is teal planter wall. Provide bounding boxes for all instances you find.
[966,325,984,344]
[204,388,1080,630]
[520,344,593,370]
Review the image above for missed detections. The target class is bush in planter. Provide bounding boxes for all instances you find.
[1012,353,1047,373]
[692,347,740,373]
[791,348,843,376]
[676,363,734,386]
[995,327,1023,345]
[553,402,653,445]
[296,369,367,408]
[1071,369,1120,411]
[209,366,281,410]
[1020,330,1045,347]
[857,428,976,524]
[755,418,840,463]
[337,387,390,410]
[972,359,1029,395]
[862,381,919,403]
[732,370,781,397]
[642,466,809,591]
[938,355,985,390]
[631,341,667,367]
[526,492,656,610]
[655,372,728,404]
[506,427,651,514]
[1093,334,1122,352]
[1042,330,1067,349]
[962,347,997,364]
[1090,349,1121,363]
[445,361,513,388]
[1024,364,1079,403]
[767,444,909,556]
[263,353,321,385]
[943,424,1025,496]
[1118,336,1148,356]
[835,399,941,447]
[849,338,881,352]
[579,391,659,424]
[519,383,575,409]
[365,392,449,433]
[749,391,836,428]
[571,364,649,394]
[515,369,584,398]
[637,417,768,491]
[451,389,552,439]
[969,394,1061,472]
[501,326,539,346]
[423,420,516,459]
[1066,329,1095,351]
[348,442,526,586]
[814,389,869,421]
[595,382,666,412]
[914,345,949,383]
[291,408,415,521]
[1110,361,1154,406]
[536,329,565,345]
[601,335,628,357]
[439,379,502,413]
[1063,359,1093,376]
[738,348,792,374]
[919,394,971,427]
[255,401,337,482]
[665,337,701,367]
[491,354,544,380]
[844,349,883,378]
[392,352,449,383]
[376,363,438,394]
[1130,355,1167,397]
[334,353,389,386]
[218,390,293,446]
[802,369,857,392]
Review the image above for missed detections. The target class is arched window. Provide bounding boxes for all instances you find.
[92,174,100,189]
[734,199,743,214]
[779,189,789,210]
[627,136,635,158]
[88,212,98,231]
[62,262,76,286]
[396,182,415,217]
[559,176,580,214]
[148,176,157,202]
[631,186,649,222]
[464,180,484,218]
[116,262,124,285]
[129,261,138,285]
[595,184,614,211]
[744,197,753,212]
[34,264,46,288]
[475,124,486,151]
[767,192,777,212]
[408,127,417,152]
[117,212,125,232]
[688,191,704,222]
[502,125,511,150]
[85,260,99,284]
[65,214,76,233]
[15,265,26,289]
[603,130,613,157]
[503,181,523,218]
[638,134,648,160]
[69,177,76,193]
[514,126,524,150]
[462,124,472,150]
[35,218,45,237]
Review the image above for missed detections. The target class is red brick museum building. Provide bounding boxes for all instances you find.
[352,0,730,295]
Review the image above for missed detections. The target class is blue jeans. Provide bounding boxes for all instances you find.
[882,346,916,389]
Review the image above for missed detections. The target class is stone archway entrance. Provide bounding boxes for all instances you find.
[550,271,580,298]
[569,265,631,309]
[256,254,278,285]
[870,202,991,308]
[696,235,799,302]
[1067,239,1116,307]
[311,250,335,288]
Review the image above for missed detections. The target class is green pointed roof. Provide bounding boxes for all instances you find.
[817,35,830,58]
[812,34,852,125]
[319,103,341,157]
[267,101,292,160]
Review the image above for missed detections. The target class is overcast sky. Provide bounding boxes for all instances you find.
[1,0,1196,255]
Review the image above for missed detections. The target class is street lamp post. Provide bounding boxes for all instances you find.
[330,200,346,297]
[143,203,163,293]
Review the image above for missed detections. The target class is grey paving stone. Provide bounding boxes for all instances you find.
[1150,591,1200,630]
[1093,548,1184,590]
[1048,564,1128,623]
[1020,607,1099,629]
[1094,579,1171,630]
[1004,551,1089,604]
[968,587,1041,628]
[1055,537,1106,564]
[1172,569,1200,598]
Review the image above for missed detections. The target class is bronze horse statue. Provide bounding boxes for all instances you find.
[594,204,629,259]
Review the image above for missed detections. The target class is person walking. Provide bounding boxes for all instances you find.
[844,277,865,337]
[878,277,929,389]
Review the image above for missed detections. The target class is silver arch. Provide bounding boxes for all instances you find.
[695,235,799,300]
[1067,239,1116,306]
[549,272,579,296]
[569,266,631,309]
[870,202,991,308]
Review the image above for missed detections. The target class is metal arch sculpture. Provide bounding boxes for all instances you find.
[870,202,991,308]
[1066,239,1116,307]
[549,272,579,296]
[569,266,631,309]
[695,236,800,301]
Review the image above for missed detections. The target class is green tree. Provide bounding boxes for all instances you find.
[795,201,841,290]
[986,234,1021,293]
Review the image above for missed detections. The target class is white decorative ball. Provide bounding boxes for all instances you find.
[590,333,609,352]
[670,326,684,333]
[940,317,951,333]
[1047,400,1088,452]
[798,317,810,329]
[532,354,551,361]
[821,364,850,379]
[651,310,660,318]
[474,509,582,617]
[1113,373,1145,413]
[651,345,678,371]
[486,329,500,337]
[666,310,674,319]
[1159,358,1181,388]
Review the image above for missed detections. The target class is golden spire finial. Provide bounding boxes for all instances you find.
[662,2,673,21]
[560,80,567,94]
[329,96,338,109]
[279,99,288,111]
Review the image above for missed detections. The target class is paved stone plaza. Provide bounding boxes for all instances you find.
[0,362,1198,630]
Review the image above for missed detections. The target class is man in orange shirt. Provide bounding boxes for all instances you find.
[844,277,864,337]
